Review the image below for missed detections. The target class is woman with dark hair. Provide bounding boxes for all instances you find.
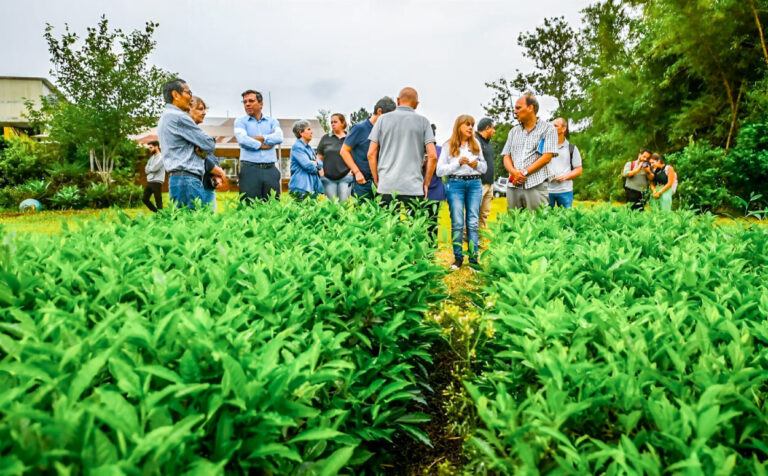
[318,113,353,202]
[649,153,677,211]
[288,120,323,200]
[436,115,487,270]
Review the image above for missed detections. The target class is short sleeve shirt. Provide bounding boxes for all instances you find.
[317,133,349,180]
[501,119,559,189]
[548,140,582,194]
[343,120,374,179]
[368,106,436,196]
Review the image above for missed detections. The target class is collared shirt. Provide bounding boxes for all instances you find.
[288,139,323,194]
[501,119,558,189]
[436,141,487,177]
[369,106,435,196]
[548,139,582,194]
[476,132,495,184]
[158,104,215,177]
[233,114,284,164]
[343,119,374,179]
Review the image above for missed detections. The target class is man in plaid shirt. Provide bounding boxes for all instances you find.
[501,93,559,210]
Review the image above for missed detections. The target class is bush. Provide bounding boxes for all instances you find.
[667,140,731,211]
[0,136,48,187]
[83,183,111,208]
[48,184,82,209]
[109,184,143,207]
[725,119,768,210]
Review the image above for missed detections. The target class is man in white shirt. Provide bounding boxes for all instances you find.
[548,117,583,208]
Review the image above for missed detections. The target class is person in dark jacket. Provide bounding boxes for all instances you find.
[475,118,496,229]
[425,124,445,242]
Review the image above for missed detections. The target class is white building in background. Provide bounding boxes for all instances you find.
[0,76,58,138]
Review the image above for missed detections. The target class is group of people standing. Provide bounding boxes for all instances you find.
[622,149,677,211]
[153,78,591,269]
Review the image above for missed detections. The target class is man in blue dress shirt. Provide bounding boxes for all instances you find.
[234,90,284,202]
[158,78,219,209]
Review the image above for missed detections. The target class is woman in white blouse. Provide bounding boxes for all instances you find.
[436,115,487,270]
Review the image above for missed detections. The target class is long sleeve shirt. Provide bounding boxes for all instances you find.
[157,104,215,177]
[288,140,323,194]
[436,142,487,177]
[233,115,284,164]
[145,153,165,183]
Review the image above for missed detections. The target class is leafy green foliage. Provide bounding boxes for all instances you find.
[25,16,172,183]
[467,207,768,474]
[0,137,48,187]
[725,118,768,210]
[0,199,445,473]
[668,141,731,211]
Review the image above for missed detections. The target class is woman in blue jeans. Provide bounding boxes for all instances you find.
[436,115,487,270]
[318,113,354,202]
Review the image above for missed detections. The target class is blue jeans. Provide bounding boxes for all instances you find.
[202,189,217,211]
[321,174,354,202]
[446,178,482,260]
[351,179,374,199]
[549,191,574,208]
[169,175,205,209]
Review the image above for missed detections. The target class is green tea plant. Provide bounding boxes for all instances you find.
[467,206,768,474]
[0,198,445,474]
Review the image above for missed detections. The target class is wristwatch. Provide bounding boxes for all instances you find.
[522,169,528,177]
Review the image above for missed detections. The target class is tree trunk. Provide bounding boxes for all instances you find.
[725,82,745,152]
[90,147,114,184]
[749,0,768,68]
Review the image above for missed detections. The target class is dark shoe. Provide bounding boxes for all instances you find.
[450,257,463,270]
[467,257,480,271]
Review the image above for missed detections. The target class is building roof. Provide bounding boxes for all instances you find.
[0,76,59,94]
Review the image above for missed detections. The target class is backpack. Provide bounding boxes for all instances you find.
[569,143,576,170]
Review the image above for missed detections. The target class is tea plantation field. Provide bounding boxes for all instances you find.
[1,200,767,475]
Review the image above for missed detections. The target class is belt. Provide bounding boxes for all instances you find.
[168,170,202,180]
[447,175,481,181]
[243,162,275,169]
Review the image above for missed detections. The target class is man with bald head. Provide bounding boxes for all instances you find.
[367,87,438,209]
[548,117,582,208]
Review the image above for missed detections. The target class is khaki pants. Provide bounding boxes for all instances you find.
[507,182,549,210]
[479,183,494,229]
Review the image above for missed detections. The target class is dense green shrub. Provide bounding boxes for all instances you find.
[0,200,445,474]
[725,119,768,210]
[48,184,82,209]
[0,136,49,187]
[668,141,731,211]
[468,207,768,474]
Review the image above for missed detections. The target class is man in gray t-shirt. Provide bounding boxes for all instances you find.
[368,87,438,205]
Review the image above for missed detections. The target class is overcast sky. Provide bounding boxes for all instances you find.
[2,0,591,142]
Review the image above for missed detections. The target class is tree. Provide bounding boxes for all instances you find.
[316,108,331,133]
[483,17,579,123]
[349,107,370,126]
[26,16,171,183]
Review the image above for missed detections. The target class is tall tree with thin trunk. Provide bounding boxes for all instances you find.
[26,16,172,183]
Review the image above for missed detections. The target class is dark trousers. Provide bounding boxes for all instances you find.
[239,162,281,202]
[625,187,646,211]
[142,182,163,212]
